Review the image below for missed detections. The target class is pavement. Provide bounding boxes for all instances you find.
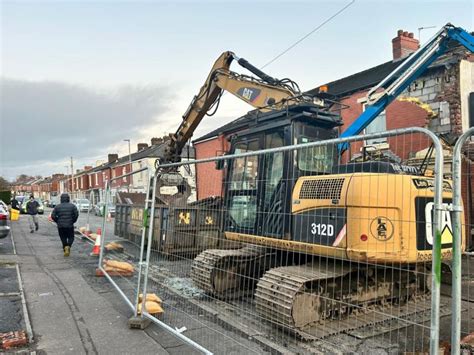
[0,209,269,355]
[0,211,181,354]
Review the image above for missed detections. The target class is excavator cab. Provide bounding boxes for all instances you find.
[222,104,342,239]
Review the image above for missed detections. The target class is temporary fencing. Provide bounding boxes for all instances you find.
[97,166,152,319]
[451,127,474,355]
[95,126,474,353]
[95,166,214,353]
[124,126,453,354]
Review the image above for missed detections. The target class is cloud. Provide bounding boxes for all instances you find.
[0,77,172,179]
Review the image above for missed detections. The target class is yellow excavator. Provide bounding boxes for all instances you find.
[161,23,473,337]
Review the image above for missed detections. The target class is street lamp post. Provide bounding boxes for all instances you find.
[64,165,69,193]
[124,139,131,192]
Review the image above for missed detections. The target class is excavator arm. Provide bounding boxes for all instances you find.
[163,51,301,163]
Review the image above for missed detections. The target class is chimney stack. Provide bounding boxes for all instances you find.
[137,143,148,151]
[151,137,163,145]
[392,29,419,60]
[84,166,93,171]
[108,154,119,163]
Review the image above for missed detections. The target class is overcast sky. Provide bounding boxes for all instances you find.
[1,0,473,180]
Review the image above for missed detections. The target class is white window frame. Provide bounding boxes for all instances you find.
[358,95,388,147]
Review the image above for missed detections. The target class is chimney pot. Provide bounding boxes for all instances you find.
[137,143,148,151]
[108,153,119,163]
[397,29,403,36]
[151,137,163,145]
[408,32,414,38]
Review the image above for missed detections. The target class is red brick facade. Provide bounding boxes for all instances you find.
[194,135,229,200]
[338,90,431,162]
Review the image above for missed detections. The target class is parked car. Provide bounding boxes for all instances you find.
[0,205,11,239]
[73,199,91,212]
[49,196,60,208]
[15,196,26,207]
[21,198,44,215]
[0,200,8,211]
[93,202,116,217]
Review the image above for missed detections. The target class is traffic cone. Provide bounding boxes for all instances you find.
[90,228,101,256]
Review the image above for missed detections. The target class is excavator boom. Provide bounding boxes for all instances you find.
[163,51,302,163]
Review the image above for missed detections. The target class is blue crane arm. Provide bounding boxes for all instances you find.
[338,24,474,152]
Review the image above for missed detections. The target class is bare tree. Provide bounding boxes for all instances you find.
[0,176,11,191]
[15,174,35,184]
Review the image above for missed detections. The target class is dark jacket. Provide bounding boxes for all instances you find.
[52,194,79,228]
[26,200,39,215]
[11,199,19,210]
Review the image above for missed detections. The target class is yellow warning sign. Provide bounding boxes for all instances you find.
[425,202,454,246]
[178,212,191,225]
[440,224,453,244]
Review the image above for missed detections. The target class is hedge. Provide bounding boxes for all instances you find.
[0,191,12,204]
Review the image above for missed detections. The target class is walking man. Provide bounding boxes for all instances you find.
[51,193,78,257]
[26,195,39,233]
[11,197,19,211]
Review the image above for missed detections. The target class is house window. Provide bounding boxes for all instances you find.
[123,167,127,182]
[139,161,144,182]
[363,103,387,145]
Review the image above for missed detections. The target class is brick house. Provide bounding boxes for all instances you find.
[72,139,196,205]
[71,166,93,200]
[79,154,117,204]
[37,177,52,201]
[50,173,65,198]
[192,28,474,241]
[130,138,196,201]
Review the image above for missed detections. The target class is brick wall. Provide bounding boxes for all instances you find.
[406,65,461,134]
[337,63,465,162]
[194,135,229,200]
[338,90,431,161]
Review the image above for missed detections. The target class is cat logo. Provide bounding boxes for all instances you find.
[370,216,394,241]
[242,88,254,100]
[425,202,453,245]
[205,216,214,225]
[178,212,191,225]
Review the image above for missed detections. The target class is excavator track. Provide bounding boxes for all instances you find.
[191,246,272,299]
[255,263,426,339]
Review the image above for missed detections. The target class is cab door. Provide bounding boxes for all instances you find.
[225,130,288,239]
[258,131,287,238]
[225,138,261,236]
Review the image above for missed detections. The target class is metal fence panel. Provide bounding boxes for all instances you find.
[451,127,474,355]
[97,167,152,319]
[138,127,454,354]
